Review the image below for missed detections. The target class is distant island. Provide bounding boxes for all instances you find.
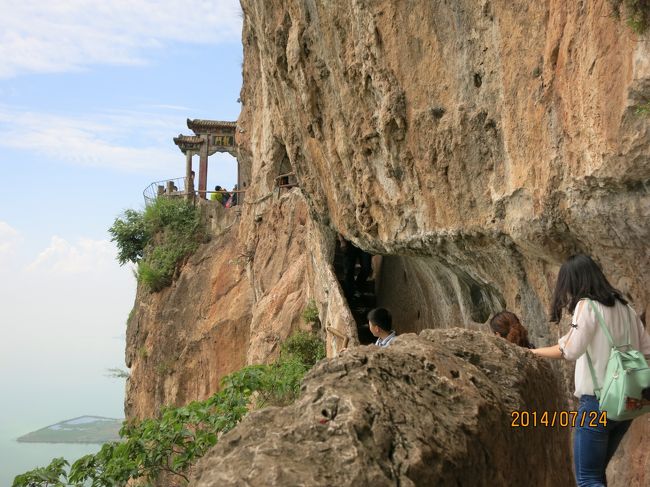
[17,416,123,444]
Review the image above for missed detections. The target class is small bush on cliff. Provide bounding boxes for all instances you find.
[109,197,204,292]
[281,329,326,368]
[635,100,650,115]
[610,0,650,33]
[13,331,326,487]
[301,299,320,325]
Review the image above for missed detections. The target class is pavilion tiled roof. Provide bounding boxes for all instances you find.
[173,134,204,153]
[173,134,203,145]
[187,118,237,133]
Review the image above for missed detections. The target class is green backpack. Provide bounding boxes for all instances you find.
[585,300,650,421]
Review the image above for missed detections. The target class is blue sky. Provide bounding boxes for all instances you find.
[0,0,243,429]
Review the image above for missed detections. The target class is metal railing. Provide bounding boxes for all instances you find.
[204,190,247,207]
[143,177,246,207]
[143,176,188,206]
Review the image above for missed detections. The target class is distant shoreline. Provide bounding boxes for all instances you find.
[15,438,111,445]
[17,416,124,445]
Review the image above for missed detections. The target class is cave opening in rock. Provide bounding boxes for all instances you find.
[374,255,506,336]
[333,245,506,344]
[332,238,377,344]
[271,139,298,192]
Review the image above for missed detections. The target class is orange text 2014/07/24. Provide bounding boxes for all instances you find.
[510,410,607,428]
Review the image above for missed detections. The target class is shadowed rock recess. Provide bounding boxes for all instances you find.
[192,330,572,487]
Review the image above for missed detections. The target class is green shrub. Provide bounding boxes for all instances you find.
[610,0,650,33]
[280,330,326,368]
[12,458,68,487]
[13,332,326,487]
[109,209,148,265]
[106,368,130,379]
[635,100,650,115]
[137,260,172,292]
[109,198,204,292]
[301,299,319,324]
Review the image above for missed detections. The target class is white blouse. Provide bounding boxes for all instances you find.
[558,298,650,398]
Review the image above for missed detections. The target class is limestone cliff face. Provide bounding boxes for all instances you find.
[234,0,649,483]
[239,0,649,334]
[126,0,649,484]
[125,196,313,419]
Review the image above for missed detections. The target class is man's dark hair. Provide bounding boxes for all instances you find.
[550,254,627,322]
[368,308,392,332]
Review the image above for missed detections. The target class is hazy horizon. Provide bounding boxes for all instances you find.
[0,0,244,483]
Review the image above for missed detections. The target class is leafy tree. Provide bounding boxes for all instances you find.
[108,197,205,292]
[12,458,69,487]
[109,209,148,265]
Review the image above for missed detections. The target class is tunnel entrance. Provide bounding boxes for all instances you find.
[333,246,506,342]
[333,238,377,344]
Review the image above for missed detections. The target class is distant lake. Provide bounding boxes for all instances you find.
[0,436,100,486]
[0,336,127,486]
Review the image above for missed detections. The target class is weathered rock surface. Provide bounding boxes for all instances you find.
[125,194,315,418]
[238,0,650,337]
[126,0,650,483]
[234,0,650,482]
[192,329,573,487]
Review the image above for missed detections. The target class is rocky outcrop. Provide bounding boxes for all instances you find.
[192,329,573,487]
[125,212,252,419]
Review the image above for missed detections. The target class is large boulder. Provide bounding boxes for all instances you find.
[192,329,573,486]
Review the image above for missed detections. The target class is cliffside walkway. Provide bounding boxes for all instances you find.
[143,176,246,207]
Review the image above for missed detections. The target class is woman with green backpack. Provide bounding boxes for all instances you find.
[533,254,650,487]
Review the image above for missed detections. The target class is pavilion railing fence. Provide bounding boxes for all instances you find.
[143,176,188,206]
[143,177,246,207]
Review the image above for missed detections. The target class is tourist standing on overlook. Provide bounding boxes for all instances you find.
[210,185,224,204]
[532,254,650,487]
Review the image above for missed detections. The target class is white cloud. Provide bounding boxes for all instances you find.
[0,106,183,172]
[0,221,21,259]
[0,0,243,78]
[27,235,118,274]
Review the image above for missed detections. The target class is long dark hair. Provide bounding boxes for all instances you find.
[550,254,627,322]
[490,311,531,348]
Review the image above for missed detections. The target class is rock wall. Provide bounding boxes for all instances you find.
[125,193,319,418]
[126,0,650,484]
[235,0,650,483]
[239,0,650,333]
[192,329,573,487]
